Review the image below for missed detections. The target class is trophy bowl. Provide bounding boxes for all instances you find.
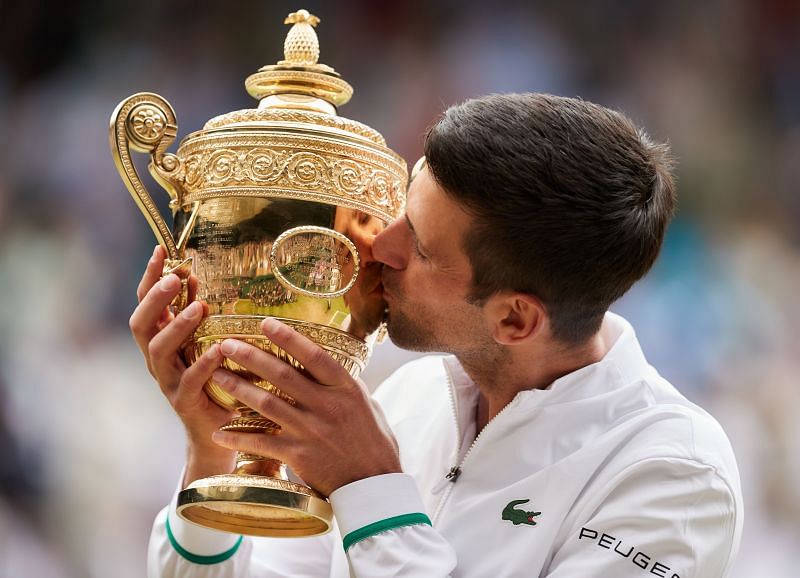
[110,9,407,537]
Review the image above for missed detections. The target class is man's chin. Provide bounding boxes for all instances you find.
[385,315,438,352]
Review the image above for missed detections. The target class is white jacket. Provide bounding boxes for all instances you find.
[148,313,743,577]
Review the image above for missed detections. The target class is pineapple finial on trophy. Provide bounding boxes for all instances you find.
[282,9,321,66]
[245,8,352,108]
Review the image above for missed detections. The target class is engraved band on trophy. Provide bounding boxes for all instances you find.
[110,9,408,537]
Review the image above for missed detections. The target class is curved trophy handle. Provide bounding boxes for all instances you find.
[110,92,193,309]
[269,225,361,299]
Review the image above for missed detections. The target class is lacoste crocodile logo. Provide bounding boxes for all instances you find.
[502,499,541,526]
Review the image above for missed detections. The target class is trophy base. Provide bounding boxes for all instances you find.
[176,474,333,537]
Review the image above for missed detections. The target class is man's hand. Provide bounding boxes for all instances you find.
[129,246,236,486]
[210,318,402,497]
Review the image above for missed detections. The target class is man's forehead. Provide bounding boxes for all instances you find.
[405,167,437,217]
[406,170,472,246]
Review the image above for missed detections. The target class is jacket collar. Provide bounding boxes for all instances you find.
[442,312,652,419]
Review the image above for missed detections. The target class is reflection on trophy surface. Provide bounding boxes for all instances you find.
[110,9,407,537]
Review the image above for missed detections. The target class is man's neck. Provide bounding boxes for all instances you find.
[462,330,610,432]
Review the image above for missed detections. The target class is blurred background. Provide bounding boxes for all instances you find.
[0,0,798,575]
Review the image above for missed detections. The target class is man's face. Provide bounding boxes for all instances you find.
[373,168,494,357]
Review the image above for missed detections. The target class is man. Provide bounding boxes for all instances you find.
[133,93,742,577]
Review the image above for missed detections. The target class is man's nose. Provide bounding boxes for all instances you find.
[372,217,408,270]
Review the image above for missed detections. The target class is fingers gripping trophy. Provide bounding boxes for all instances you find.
[110,9,407,537]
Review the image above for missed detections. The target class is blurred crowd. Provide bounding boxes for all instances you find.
[0,0,798,576]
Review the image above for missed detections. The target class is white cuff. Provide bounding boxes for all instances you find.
[329,473,429,541]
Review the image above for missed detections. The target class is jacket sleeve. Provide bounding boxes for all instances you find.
[329,473,457,577]
[544,457,742,578]
[147,488,338,578]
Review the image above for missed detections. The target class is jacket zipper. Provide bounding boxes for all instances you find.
[431,364,460,524]
[432,363,518,525]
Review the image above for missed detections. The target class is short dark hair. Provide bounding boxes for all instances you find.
[424,93,676,344]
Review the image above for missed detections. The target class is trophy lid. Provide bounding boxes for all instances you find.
[172,9,406,223]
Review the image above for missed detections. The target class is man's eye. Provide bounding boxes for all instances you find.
[412,243,428,261]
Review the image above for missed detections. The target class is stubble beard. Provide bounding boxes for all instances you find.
[385,305,440,352]
[385,292,508,375]
[381,270,497,359]
[381,269,438,351]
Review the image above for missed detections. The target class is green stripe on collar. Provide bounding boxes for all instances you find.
[166,515,243,565]
[343,513,432,551]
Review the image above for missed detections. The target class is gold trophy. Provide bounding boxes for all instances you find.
[110,9,407,537]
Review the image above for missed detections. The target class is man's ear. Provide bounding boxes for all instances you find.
[484,293,547,345]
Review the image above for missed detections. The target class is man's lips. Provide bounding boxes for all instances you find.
[379,267,400,300]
